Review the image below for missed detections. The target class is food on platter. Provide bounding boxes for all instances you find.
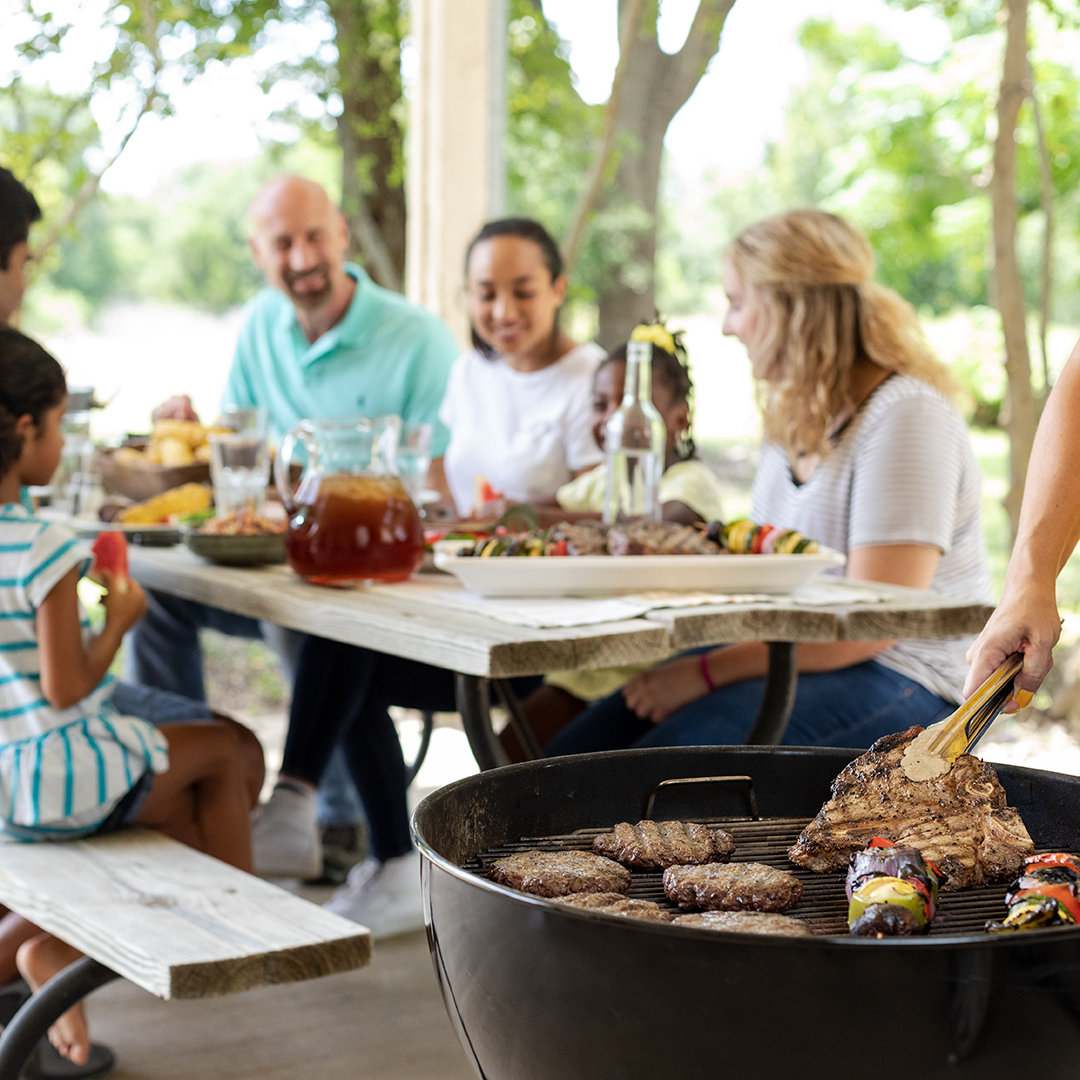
[671,911,813,937]
[846,838,940,937]
[488,850,631,898]
[592,821,735,871]
[606,521,720,556]
[986,852,1080,933]
[89,531,129,592]
[788,726,1034,890]
[662,862,803,913]
[458,519,822,559]
[197,509,285,536]
[112,418,224,468]
[557,892,673,923]
[118,483,213,525]
[716,518,820,555]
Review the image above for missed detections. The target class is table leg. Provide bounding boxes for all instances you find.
[455,675,510,772]
[744,642,799,746]
[0,958,119,1080]
[491,679,543,761]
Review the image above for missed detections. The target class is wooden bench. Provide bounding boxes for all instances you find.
[0,829,372,1079]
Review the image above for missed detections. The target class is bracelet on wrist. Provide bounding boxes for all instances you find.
[699,651,718,693]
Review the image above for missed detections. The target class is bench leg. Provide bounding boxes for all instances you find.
[0,958,119,1080]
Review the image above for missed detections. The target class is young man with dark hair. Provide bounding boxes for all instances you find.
[0,167,42,325]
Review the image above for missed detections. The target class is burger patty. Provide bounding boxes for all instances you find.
[663,862,803,912]
[672,911,812,937]
[488,850,631,898]
[557,892,673,923]
[593,820,735,870]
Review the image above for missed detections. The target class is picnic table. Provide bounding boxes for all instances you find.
[126,546,996,770]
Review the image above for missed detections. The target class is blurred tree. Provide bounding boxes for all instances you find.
[585,0,738,348]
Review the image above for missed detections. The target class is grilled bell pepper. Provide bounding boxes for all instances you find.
[987,853,1080,932]
[849,877,930,928]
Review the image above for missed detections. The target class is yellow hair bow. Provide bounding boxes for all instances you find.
[630,323,677,356]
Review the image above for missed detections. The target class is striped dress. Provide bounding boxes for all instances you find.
[0,504,168,836]
[751,375,994,704]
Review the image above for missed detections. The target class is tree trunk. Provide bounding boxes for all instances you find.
[595,0,735,348]
[991,0,1038,541]
[327,0,407,292]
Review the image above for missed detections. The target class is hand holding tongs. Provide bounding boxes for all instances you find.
[901,653,1025,780]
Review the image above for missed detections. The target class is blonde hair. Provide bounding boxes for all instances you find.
[725,209,958,459]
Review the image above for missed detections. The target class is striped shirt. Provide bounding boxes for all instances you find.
[751,375,993,704]
[0,505,168,833]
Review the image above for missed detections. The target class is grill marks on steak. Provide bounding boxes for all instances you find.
[607,521,720,556]
[488,850,631,897]
[788,726,1034,890]
[557,892,673,923]
[592,820,736,870]
[663,862,803,912]
[672,911,813,937]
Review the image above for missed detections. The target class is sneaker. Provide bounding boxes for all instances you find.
[251,784,322,879]
[305,822,369,886]
[323,849,425,939]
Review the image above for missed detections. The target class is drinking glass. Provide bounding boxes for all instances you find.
[209,431,270,517]
[395,421,434,507]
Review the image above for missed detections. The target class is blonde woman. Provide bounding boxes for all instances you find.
[548,208,993,754]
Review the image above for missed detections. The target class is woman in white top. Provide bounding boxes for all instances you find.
[431,218,603,516]
[548,208,993,756]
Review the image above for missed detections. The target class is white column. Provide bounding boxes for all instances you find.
[407,0,506,347]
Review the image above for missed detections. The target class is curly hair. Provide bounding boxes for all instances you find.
[725,209,958,459]
[602,329,697,459]
[0,327,67,477]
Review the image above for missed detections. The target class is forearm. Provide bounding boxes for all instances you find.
[42,624,123,709]
[705,639,894,687]
[1007,350,1080,589]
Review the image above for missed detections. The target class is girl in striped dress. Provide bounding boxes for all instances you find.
[0,327,262,1066]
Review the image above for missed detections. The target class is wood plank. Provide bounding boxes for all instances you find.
[127,548,671,676]
[831,581,995,641]
[646,603,839,650]
[0,830,371,1000]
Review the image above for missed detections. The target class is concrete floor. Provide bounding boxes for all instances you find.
[78,708,482,1080]
[86,928,475,1080]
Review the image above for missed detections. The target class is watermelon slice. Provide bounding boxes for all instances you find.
[91,531,129,594]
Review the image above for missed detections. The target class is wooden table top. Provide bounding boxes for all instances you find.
[127,546,996,679]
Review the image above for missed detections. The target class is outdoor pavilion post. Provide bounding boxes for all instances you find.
[407,0,507,345]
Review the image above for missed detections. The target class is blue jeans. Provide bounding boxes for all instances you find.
[126,590,363,825]
[545,651,955,756]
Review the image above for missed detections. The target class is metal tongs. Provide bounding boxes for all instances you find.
[900,653,1026,780]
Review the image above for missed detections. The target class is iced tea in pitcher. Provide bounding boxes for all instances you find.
[285,474,423,584]
[275,415,424,585]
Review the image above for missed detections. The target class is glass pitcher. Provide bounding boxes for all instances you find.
[274,415,424,585]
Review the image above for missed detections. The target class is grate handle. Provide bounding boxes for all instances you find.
[644,775,758,821]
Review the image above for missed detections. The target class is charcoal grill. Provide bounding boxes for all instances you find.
[413,746,1080,1080]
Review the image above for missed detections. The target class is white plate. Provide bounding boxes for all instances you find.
[433,549,847,597]
[36,509,180,546]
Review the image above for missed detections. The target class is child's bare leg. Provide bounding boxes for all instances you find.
[0,912,43,985]
[138,722,254,871]
[208,712,266,807]
[16,934,89,1065]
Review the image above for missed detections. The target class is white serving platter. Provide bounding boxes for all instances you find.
[433,548,847,597]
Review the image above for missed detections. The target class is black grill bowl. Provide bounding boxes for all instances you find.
[412,746,1080,1080]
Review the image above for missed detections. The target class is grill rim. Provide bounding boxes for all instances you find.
[413,744,1080,950]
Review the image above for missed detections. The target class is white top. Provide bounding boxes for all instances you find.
[0,506,169,832]
[751,375,993,704]
[439,342,605,516]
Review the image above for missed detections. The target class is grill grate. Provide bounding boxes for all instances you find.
[463,816,1060,938]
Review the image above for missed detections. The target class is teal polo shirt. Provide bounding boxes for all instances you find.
[223,264,459,454]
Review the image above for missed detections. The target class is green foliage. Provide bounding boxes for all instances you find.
[505,2,600,249]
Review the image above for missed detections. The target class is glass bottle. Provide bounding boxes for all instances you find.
[602,340,666,524]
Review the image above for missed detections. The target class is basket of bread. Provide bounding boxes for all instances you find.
[95,419,225,501]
